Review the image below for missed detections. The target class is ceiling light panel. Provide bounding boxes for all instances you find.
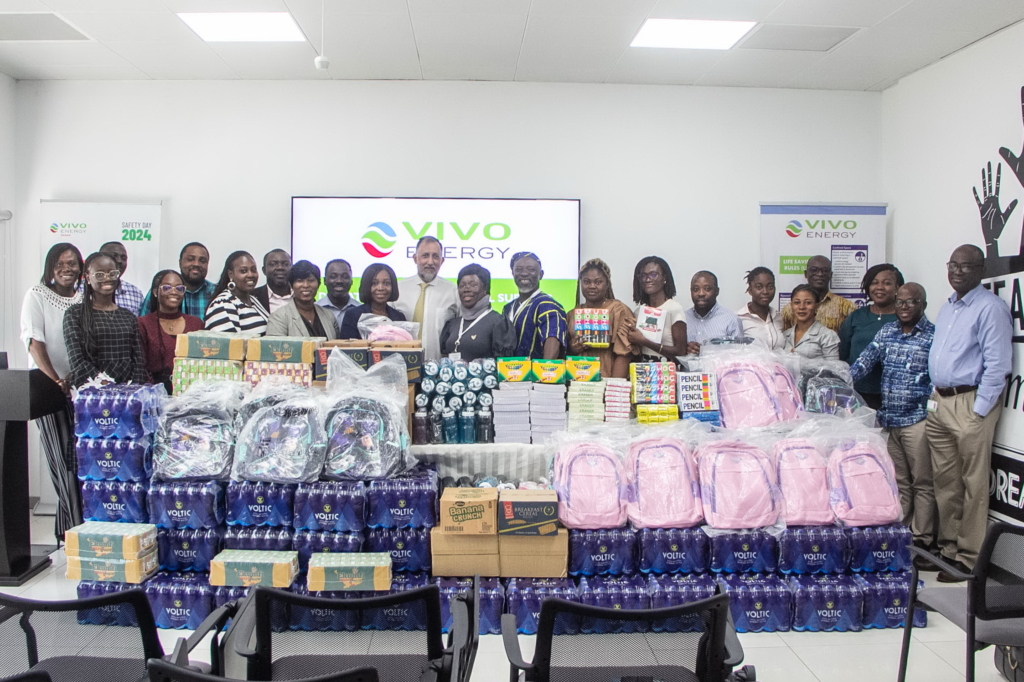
[177,12,305,42]
[631,18,756,49]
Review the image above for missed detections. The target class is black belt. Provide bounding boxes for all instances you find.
[935,385,978,397]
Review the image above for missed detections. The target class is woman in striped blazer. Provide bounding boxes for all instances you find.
[204,250,269,335]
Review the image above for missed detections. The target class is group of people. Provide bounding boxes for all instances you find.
[20,238,1013,586]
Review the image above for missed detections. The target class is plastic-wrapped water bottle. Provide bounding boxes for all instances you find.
[157,528,222,572]
[848,524,912,573]
[638,528,709,574]
[717,573,793,633]
[365,527,431,572]
[144,571,214,630]
[83,480,148,523]
[778,526,849,575]
[292,530,363,571]
[709,530,779,574]
[506,578,579,635]
[855,570,927,629]
[648,574,718,632]
[569,529,636,576]
[576,575,650,634]
[790,574,863,632]
[458,408,475,444]
[435,577,504,635]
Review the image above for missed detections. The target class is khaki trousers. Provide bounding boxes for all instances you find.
[925,390,1000,567]
[887,420,936,547]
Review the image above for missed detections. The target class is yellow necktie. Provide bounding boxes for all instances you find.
[412,281,427,338]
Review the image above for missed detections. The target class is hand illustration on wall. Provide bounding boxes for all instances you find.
[980,86,1024,279]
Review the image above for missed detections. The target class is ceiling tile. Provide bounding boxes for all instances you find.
[0,12,88,40]
[648,0,785,22]
[740,24,858,51]
[206,41,329,79]
[1,60,147,78]
[411,2,530,80]
[834,25,979,60]
[605,47,723,85]
[528,0,658,18]
[106,39,239,79]
[0,39,127,66]
[880,0,1024,34]
[59,11,198,42]
[162,0,289,11]
[697,47,825,87]
[765,0,910,28]
[42,0,167,11]
[0,1,52,10]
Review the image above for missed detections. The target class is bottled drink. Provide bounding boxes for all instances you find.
[365,527,431,573]
[435,577,504,635]
[506,578,578,635]
[144,571,214,630]
[638,527,710,574]
[158,527,222,572]
[148,481,224,530]
[569,529,636,576]
[648,574,717,632]
[458,408,475,445]
[847,524,912,573]
[576,575,649,634]
[778,526,849,575]
[292,530,363,571]
[709,530,778,574]
[412,410,429,445]
[855,571,927,629]
[790,574,863,632]
[428,411,444,444]
[476,408,494,444]
[441,409,458,444]
[718,573,793,633]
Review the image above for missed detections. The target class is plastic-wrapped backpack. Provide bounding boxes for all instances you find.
[827,438,902,526]
[232,397,325,483]
[323,395,406,479]
[716,362,782,428]
[553,441,627,529]
[696,441,778,529]
[151,383,246,481]
[773,438,833,526]
[802,366,864,416]
[771,362,804,420]
[625,438,703,529]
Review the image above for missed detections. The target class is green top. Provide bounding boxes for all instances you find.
[215,550,298,562]
[70,521,156,537]
[308,552,391,568]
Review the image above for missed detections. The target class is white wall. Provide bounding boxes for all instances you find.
[11,79,882,364]
[0,72,15,361]
[882,20,1024,305]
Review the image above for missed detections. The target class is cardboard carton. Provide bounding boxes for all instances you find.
[565,356,601,382]
[431,528,500,577]
[499,529,568,578]
[532,359,567,384]
[369,342,423,383]
[246,336,322,364]
[498,490,559,536]
[66,546,158,583]
[315,341,371,381]
[174,332,248,361]
[65,521,157,560]
[439,487,497,535]
[171,357,244,394]
[243,361,314,387]
[209,550,299,588]
[307,552,392,592]
[497,357,534,382]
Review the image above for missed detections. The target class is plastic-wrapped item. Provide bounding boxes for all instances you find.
[847,524,912,572]
[356,314,420,341]
[637,527,709,574]
[76,436,152,481]
[144,571,214,630]
[73,383,167,439]
[287,584,359,632]
[568,528,637,576]
[800,360,864,416]
[708,529,779,573]
[702,347,783,429]
[648,574,718,632]
[366,467,439,528]
[293,481,366,532]
[552,431,628,529]
[212,585,249,609]
[226,481,295,527]
[505,578,579,635]
[77,581,139,626]
[436,577,504,635]
[696,440,779,529]
[625,435,703,529]
[856,571,927,628]
[233,379,306,430]
[291,530,363,571]
[770,353,805,420]
[826,429,901,527]
[358,572,433,631]
[577,575,651,633]
[223,526,294,552]
[717,573,793,633]
[147,481,225,530]
[778,526,848,575]
[81,480,148,523]
[152,382,248,481]
[232,394,326,483]
[157,528,222,572]
[789,574,863,632]
[772,437,833,526]
[365,527,431,572]
[323,352,413,480]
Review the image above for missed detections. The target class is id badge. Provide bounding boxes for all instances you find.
[926,399,938,412]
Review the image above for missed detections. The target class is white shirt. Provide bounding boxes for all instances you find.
[633,298,686,359]
[394,275,458,363]
[736,303,785,351]
[21,284,83,378]
[268,290,293,314]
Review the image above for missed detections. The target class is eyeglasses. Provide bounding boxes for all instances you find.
[91,270,120,282]
[159,285,186,294]
[807,266,831,275]
[895,299,921,308]
[640,272,662,282]
[947,261,982,274]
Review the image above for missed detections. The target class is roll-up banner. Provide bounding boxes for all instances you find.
[40,200,163,295]
[759,203,888,310]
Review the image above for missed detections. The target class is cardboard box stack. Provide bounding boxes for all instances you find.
[604,377,632,423]
[172,331,247,394]
[244,336,321,388]
[432,487,500,576]
[65,522,159,583]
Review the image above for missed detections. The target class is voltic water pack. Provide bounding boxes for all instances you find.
[718,573,793,633]
[293,481,366,532]
[778,526,849,575]
[436,577,504,635]
[157,528,222,572]
[847,524,912,572]
[223,526,294,552]
[638,527,709,574]
[144,571,214,630]
[81,481,149,524]
[76,436,152,482]
[147,481,225,530]
[73,384,165,440]
[789,574,863,632]
[568,528,637,576]
[505,578,579,635]
[366,468,439,529]
[226,481,295,527]
[365,527,432,573]
[856,571,927,629]
[577,575,651,634]
[76,580,139,626]
[647,573,717,633]
[292,530,363,571]
[709,530,779,573]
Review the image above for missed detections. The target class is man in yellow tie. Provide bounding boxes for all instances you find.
[395,236,458,362]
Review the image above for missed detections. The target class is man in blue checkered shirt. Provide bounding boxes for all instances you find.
[849,282,936,567]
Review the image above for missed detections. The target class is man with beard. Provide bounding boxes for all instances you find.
[781,254,855,332]
[252,248,292,314]
[502,251,567,360]
[139,242,215,318]
[316,258,360,330]
[395,236,457,362]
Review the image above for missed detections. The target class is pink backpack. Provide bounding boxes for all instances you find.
[717,363,781,429]
[697,441,778,529]
[625,438,703,529]
[827,441,902,526]
[554,442,627,529]
[773,438,833,526]
[772,363,804,420]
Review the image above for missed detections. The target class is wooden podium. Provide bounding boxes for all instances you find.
[0,367,67,585]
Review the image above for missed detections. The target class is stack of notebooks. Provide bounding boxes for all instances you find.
[530,383,567,443]
[604,378,632,423]
[493,382,533,444]
[568,380,606,428]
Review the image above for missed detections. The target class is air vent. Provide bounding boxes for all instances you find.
[739,24,857,52]
[0,13,87,41]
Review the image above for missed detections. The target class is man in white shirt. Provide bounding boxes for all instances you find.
[394,237,457,362]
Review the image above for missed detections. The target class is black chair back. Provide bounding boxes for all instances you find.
[973,522,1024,620]
[446,576,480,682]
[531,592,730,682]
[0,589,162,681]
[148,658,380,682]
[0,672,53,682]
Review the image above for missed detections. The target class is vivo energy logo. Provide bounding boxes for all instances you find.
[361,222,397,258]
[49,222,88,236]
[786,221,803,238]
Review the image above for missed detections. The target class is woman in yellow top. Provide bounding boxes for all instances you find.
[567,258,636,378]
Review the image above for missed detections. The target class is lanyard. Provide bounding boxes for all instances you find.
[508,289,541,325]
[455,310,493,352]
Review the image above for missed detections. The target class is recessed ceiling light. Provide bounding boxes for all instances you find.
[631,18,756,50]
[177,12,305,42]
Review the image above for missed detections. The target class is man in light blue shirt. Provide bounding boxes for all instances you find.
[927,244,1012,581]
[316,258,360,330]
[684,270,743,354]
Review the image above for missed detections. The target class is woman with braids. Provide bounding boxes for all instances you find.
[138,269,204,392]
[626,256,688,361]
[567,258,636,378]
[839,263,904,410]
[205,250,269,335]
[736,266,785,350]
[63,251,150,388]
[21,242,84,539]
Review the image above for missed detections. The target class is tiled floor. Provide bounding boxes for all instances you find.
[4,515,1008,682]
